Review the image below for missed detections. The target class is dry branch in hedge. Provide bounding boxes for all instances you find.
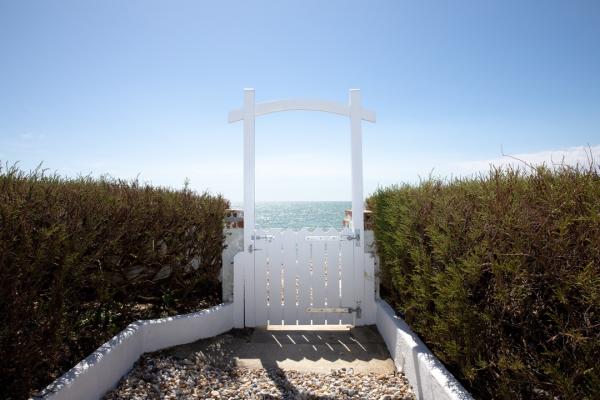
[368,163,600,399]
[0,164,229,399]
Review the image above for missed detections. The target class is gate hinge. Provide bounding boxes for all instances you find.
[349,304,362,319]
[248,243,263,253]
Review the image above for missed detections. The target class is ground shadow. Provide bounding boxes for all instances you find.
[162,325,396,398]
[166,325,391,370]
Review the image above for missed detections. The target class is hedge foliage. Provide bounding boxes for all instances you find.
[0,164,228,399]
[368,164,600,399]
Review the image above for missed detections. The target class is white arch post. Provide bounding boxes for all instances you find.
[229,89,376,327]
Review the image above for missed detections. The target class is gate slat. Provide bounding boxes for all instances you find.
[282,230,298,325]
[296,228,312,324]
[309,228,327,325]
[324,228,342,324]
[267,231,284,325]
[254,229,268,326]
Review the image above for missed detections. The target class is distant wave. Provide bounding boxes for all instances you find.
[231,201,351,229]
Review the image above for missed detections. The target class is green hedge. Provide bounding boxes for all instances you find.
[368,165,600,399]
[0,164,229,399]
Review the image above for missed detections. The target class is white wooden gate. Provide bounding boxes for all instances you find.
[229,89,377,328]
[252,228,359,326]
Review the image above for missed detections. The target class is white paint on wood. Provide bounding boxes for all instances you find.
[228,99,376,123]
[310,229,327,325]
[233,252,246,328]
[296,228,312,324]
[228,88,375,244]
[282,230,298,324]
[250,229,362,327]
[254,230,268,325]
[339,231,355,325]
[349,89,365,236]
[353,245,366,326]
[324,228,342,324]
[362,253,377,325]
[228,89,376,327]
[242,89,255,255]
[267,232,284,325]
[348,89,368,326]
[242,88,256,327]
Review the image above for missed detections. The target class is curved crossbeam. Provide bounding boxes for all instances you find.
[228,99,376,123]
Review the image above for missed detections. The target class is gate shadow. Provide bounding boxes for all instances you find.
[165,325,394,398]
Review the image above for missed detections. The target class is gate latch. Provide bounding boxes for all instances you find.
[249,234,274,252]
[341,229,360,247]
[252,234,275,242]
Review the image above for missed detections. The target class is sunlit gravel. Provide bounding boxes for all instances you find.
[104,353,415,400]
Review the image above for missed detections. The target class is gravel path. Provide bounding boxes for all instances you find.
[104,352,415,400]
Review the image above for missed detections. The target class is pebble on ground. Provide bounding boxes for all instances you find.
[104,353,416,400]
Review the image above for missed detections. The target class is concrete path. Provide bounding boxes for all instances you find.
[164,325,395,375]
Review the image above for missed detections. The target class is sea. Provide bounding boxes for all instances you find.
[231,201,351,230]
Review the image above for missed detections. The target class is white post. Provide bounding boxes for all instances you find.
[349,89,364,238]
[243,88,256,253]
[243,88,256,327]
[350,88,371,324]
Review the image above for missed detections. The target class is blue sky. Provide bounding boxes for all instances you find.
[1,1,599,200]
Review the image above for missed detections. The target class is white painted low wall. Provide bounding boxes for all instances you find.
[37,303,234,400]
[376,300,473,400]
[35,291,472,400]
